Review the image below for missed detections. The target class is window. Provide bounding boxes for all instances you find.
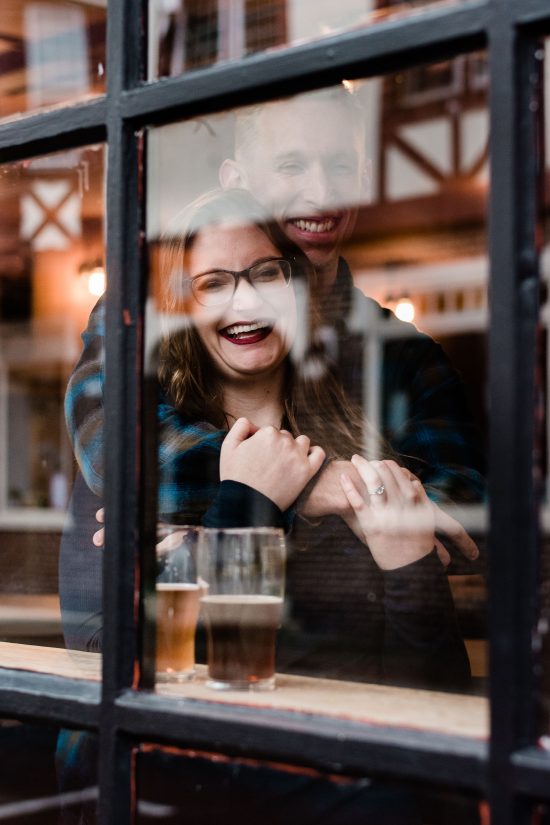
[0,1,548,824]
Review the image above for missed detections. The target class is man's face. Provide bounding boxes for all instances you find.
[234,96,367,289]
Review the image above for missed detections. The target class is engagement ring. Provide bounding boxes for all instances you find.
[369,485,385,496]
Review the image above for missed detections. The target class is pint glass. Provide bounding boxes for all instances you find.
[199,528,286,691]
[155,525,202,682]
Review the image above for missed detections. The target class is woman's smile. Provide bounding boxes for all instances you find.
[218,319,274,345]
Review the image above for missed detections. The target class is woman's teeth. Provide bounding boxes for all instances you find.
[223,322,269,339]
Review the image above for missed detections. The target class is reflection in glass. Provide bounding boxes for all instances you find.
[0,0,106,122]
[0,144,104,676]
[149,0,459,81]
[136,744,485,825]
[139,58,489,701]
[0,720,98,824]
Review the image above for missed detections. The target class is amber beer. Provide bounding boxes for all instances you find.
[156,582,200,679]
[201,594,283,689]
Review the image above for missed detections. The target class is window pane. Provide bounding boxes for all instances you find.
[136,744,486,825]
[148,0,461,81]
[0,144,104,681]
[138,56,489,722]
[0,0,106,122]
[0,720,98,824]
[540,38,550,739]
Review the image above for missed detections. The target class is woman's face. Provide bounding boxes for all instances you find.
[186,223,297,383]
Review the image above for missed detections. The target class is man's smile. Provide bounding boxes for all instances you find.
[288,215,341,234]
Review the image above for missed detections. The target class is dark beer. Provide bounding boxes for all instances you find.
[201,594,283,688]
[156,583,200,679]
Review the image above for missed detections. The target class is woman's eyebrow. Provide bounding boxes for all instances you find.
[193,256,283,277]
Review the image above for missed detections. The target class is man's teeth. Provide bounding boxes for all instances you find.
[224,322,267,337]
[292,218,337,233]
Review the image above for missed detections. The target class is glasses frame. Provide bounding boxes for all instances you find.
[188,257,292,306]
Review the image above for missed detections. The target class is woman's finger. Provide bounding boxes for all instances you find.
[96,507,104,524]
[307,445,326,474]
[391,463,421,503]
[294,434,311,452]
[340,472,369,514]
[350,455,385,506]
[370,460,400,503]
[434,537,451,567]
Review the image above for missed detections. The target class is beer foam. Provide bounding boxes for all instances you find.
[156,583,200,591]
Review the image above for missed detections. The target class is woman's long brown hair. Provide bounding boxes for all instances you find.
[157,188,390,461]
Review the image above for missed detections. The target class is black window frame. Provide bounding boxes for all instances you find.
[0,1,549,823]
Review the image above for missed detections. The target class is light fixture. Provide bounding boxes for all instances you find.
[394,297,415,323]
[79,258,106,297]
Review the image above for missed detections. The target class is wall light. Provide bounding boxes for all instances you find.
[394,297,415,323]
[79,259,106,297]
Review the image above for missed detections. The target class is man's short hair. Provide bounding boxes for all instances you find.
[234,83,367,164]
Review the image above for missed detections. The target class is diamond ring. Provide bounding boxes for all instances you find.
[369,484,385,496]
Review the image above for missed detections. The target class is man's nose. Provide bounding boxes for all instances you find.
[303,165,336,209]
[231,276,263,311]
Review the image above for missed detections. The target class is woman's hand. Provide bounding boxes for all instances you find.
[220,417,325,512]
[339,456,436,570]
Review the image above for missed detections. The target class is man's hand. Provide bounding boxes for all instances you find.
[220,418,325,512]
[298,460,367,519]
[93,507,104,547]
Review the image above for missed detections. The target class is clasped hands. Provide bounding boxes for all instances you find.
[93,417,479,571]
[220,418,479,571]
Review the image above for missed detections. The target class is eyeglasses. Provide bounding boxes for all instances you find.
[187,258,292,307]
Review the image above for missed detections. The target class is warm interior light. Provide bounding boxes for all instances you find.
[87,266,106,297]
[394,298,415,323]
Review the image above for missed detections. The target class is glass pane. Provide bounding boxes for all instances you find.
[137,54,489,723]
[148,0,461,81]
[0,720,98,823]
[540,38,550,738]
[136,744,486,825]
[0,144,104,681]
[0,0,106,122]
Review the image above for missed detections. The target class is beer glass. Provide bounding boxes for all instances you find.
[155,525,202,682]
[199,528,286,691]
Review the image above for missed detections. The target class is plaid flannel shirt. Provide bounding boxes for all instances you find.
[64,259,486,521]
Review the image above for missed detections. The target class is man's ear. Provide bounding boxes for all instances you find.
[219,158,247,189]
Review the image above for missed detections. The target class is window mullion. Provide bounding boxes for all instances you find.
[99,0,144,823]
[487,4,542,821]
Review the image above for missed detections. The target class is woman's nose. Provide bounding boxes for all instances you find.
[231,276,263,311]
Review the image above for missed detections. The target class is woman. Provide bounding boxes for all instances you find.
[155,188,470,690]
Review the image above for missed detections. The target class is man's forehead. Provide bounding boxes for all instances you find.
[250,98,365,157]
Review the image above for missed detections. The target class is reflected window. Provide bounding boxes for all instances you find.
[134,65,490,701]
[0,0,106,122]
[0,144,104,666]
[149,0,460,81]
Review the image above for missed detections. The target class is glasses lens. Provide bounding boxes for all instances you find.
[250,259,290,292]
[192,271,235,306]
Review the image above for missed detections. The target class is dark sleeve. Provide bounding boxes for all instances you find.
[384,334,486,505]
[64,298,105,496]
[203,480,285,529]
[58,473,104,652]
[382,550,471,691]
